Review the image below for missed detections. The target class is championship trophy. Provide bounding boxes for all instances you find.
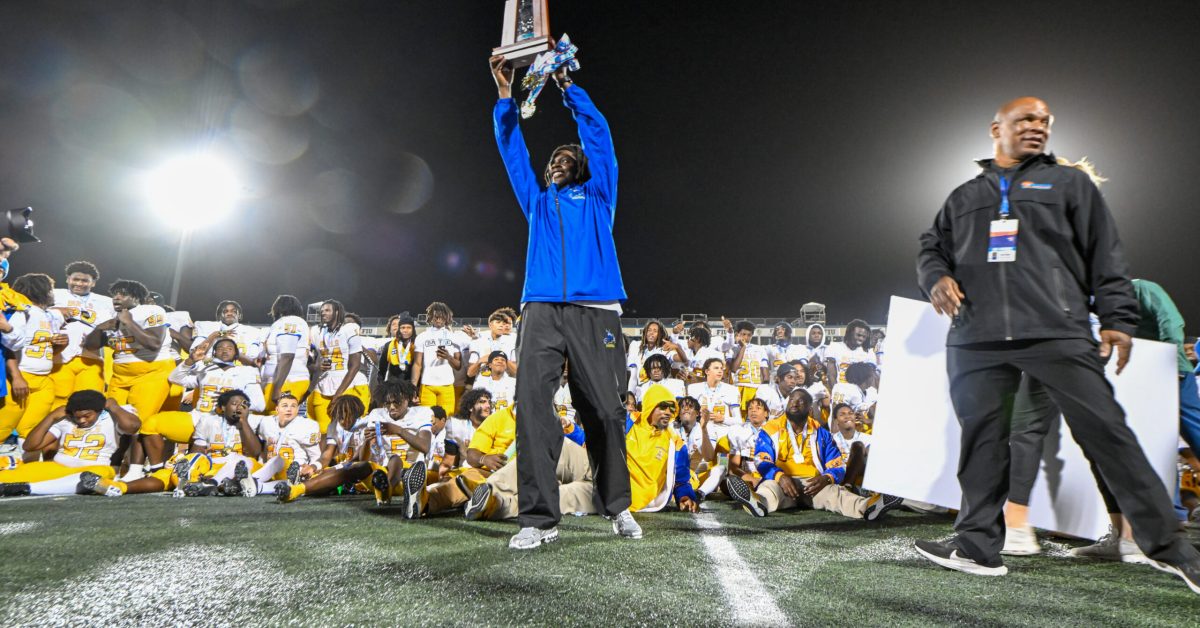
[492,0,553,68]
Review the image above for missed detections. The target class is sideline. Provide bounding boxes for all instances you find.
[693,513,787,625]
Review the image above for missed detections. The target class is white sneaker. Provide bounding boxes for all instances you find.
[1070,526,1148,564]
[508,526,559,550]
[1001,524,1042,556]
[612,509,643,539]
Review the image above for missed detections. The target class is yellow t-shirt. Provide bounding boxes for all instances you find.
[467,407,516,457]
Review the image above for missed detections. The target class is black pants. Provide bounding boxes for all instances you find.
[515,302,631,529]
[947,338,1195,565]
[1008,375,1120,512]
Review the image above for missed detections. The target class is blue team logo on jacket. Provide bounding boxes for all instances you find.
[604,330,616,349]
[1020,181,1053,190]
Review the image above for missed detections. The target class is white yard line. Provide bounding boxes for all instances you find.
[0,495,61,503]
[693,513,787,626]
[0,521,39,535]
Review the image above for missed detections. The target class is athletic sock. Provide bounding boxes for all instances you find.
[29,474,84,495]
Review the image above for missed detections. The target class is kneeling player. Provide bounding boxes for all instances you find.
[0,391,139,496]
[725,388,902,520]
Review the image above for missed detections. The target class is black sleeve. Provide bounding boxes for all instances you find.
[1071,175,1139,336]
[916,197,956,298]
[375,340,390,385]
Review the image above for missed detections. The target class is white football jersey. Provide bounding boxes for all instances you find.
[164,310,194,354]
[625,341,673,391]
[635,378,685,404]
[468,333,517,373]
[169,361,265,414]
[12,306,64,375]
[826,342,874,384]
[255,414,322,466]
[473,374,516,412]
[443,417,478,454]
[313,324,368,396]
[48,407,134,468]
[728,343,769,387]
[554,382,576,424]
[52,289,115,360]
[686,381,743,427]
[262,316,311,383]
[192,414,248,463]
[191,321,263,361]
[829,383,877,414]
[686,346,725,381]
[363,406,434,464]
[110,304,174,364]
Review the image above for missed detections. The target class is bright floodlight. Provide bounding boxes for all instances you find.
[143,153,240,229]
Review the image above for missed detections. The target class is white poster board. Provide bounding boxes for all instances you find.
[864,296,1179,540]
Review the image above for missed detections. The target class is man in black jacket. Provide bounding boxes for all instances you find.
[915,96,1200,593]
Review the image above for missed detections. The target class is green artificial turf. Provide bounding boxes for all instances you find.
[0,495,1195,627]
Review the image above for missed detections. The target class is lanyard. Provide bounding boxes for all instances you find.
[999,176,1011,218]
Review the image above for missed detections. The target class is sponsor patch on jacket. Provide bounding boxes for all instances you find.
[603,330,616,349]
[1020,181,1053,190]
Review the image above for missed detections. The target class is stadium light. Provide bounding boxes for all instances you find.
[140,152,243,306]
[142,152,241,229]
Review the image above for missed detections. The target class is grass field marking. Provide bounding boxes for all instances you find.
[693,513,787,626]
[0,495,60,504]
[0,521,39,536]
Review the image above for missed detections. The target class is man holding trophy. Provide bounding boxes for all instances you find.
[489,34,636,550]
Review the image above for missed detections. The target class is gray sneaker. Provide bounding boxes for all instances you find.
[612,509,643,539]
[508,526,559,550]
[1070,526,1148,564]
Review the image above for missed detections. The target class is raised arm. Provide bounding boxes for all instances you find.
[561,80,617,208]
[491,55,540,216]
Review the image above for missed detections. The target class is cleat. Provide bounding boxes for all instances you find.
[371,468,392,506]
[218,478,242,497]
[1001,524,1042,556]
[455,472,483,500]
[915,539,1007,576]
[274,482,292,503]
[509,526,559,550]
[864,493,905,521]
[0,482,31,497]
[611,509,643,539]
[725,475,766,517]
[76,471,123,497]
[234,461,257,498]
[181,481,219,497]
[402,460,427,519]
[170,456,195,497]
[286,461,302,485]
[463,483,494,521]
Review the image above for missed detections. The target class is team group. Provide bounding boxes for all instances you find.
[0,253,903,528]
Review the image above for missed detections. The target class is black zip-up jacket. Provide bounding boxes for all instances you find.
[917,153,1139,345]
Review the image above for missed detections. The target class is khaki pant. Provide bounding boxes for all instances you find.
[423,467,488,514]
[488,439,595,520]
[757,476,870,518]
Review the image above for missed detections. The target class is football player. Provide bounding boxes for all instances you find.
[0,274,70,440]
[191,300,262,366]
[308,299,370,433]
[260,295,311,411]
[83,279,174,420]
[50,261,114,400]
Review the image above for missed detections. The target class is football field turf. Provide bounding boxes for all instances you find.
[0,494,1195,627]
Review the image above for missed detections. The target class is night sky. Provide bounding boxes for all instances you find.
[2,1,1199,326]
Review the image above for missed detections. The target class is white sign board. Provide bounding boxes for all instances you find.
[864,296,1179,540]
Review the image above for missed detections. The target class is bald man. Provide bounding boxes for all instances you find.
[915,97,1200,593]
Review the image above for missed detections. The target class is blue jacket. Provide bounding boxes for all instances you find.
[493,86,626,303]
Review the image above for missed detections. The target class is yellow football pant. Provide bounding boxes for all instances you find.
[308,385,370,433]
[50,357,105,407]
[109,360,175,420]
[139,410,196,443]
[419,384,456,414]
[0,372,58,438]
[0,460,115,483]
[263,380,310,413]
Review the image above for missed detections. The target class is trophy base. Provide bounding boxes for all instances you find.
[493,36,553,68]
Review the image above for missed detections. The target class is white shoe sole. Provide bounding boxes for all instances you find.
[509,528,559,550]
[1000,547,1042,556]
[612,519,643,539]
[915,545,1008,577]
[402,461,426,519]
[725,476,766,517]
[1158,563,1200,594]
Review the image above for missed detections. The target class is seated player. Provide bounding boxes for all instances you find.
[191,300,262,366]
[715,397,772,491]
[364,380,435,516]
[829,361,878,433]
[472,351,515,412]
[725,388,902,520]
[623,384,700,514]
[634,354,685,405]
[308,299,370,433]
[276,396,427,518]
[251,392,322,495]
[465,309,517,382]
[830,402,870,487]
[417,389,493,515]
[460,402,592,524]
[0,274,70,442]
[260,295,311,412]
[175,389,264,497]
[138,336,265,470]
[0,391,139,496]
